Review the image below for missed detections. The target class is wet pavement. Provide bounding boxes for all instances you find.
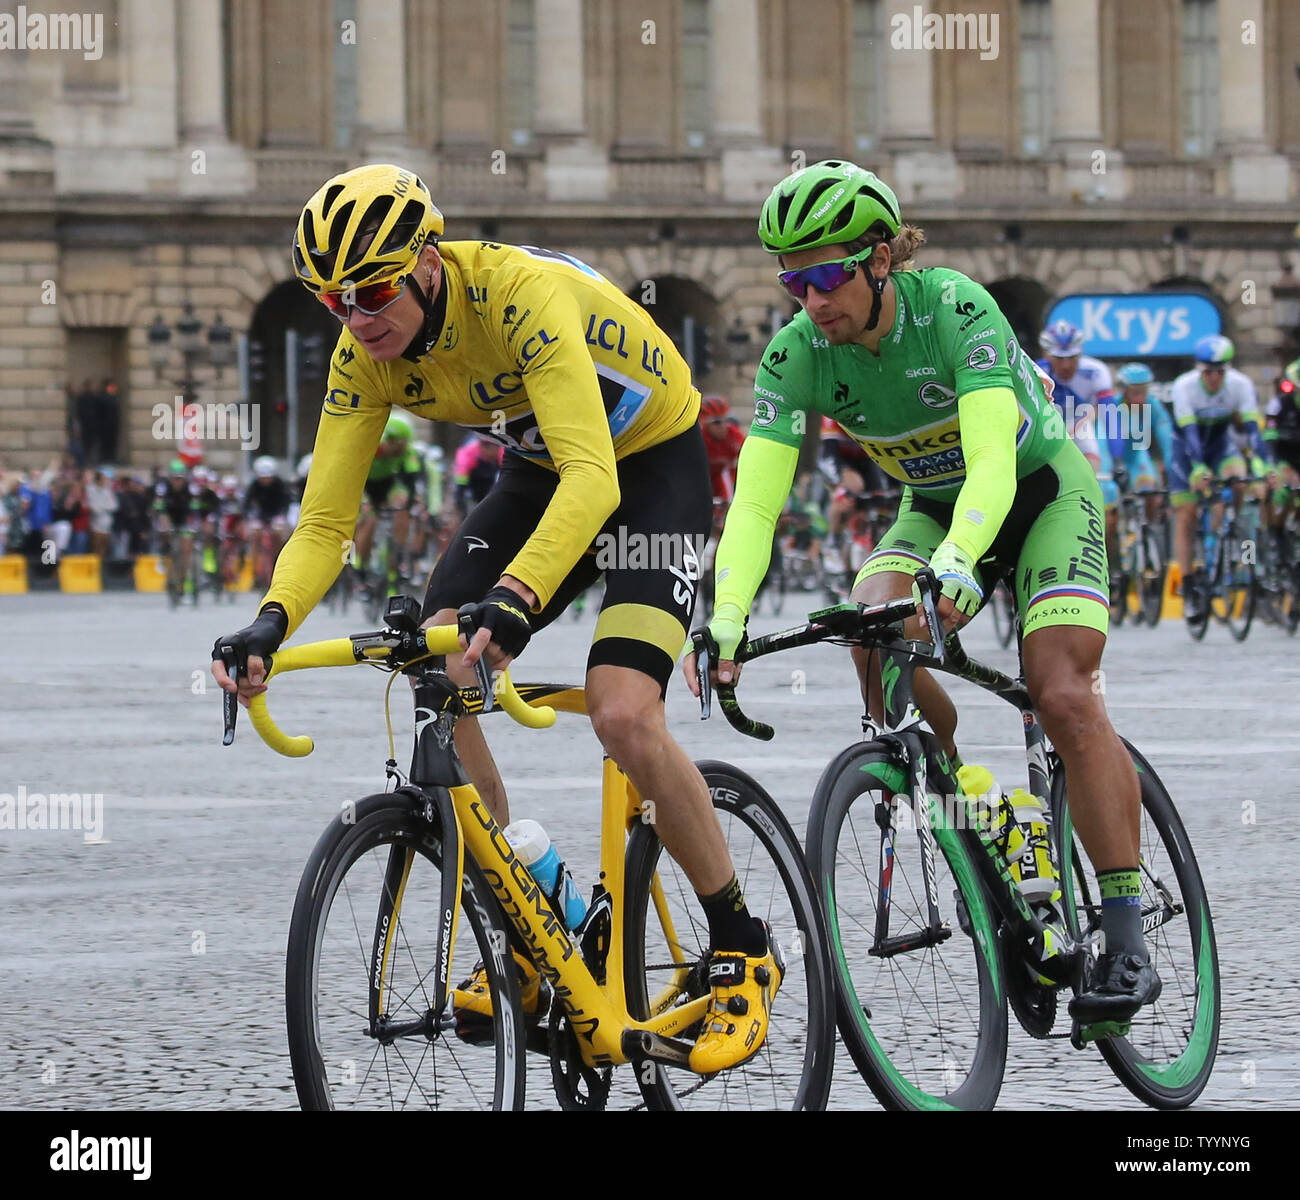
[1,590,1296,1110]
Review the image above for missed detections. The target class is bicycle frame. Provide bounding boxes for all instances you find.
[244,631,712,1074]
[712,595,1069,969]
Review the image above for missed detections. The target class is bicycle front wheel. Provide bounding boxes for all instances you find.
[807,741,1007,1110]
[286,792,526,1110]
[1053,741,1220,1109]
[623,761,835,1110]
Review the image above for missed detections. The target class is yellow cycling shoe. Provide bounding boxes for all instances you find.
[452,949,546,1021]
[688,927,784,1075]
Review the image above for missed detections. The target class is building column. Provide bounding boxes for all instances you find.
[177,0,252,194]
[535,0,609,201]
[357,0,411,157]
[1050,0,1125,200]
[708,0,782,202]
[1218,0,1288,202]
[879,0,955,203]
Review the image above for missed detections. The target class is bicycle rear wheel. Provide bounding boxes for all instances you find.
[1137,523,1167,627]
[1052,742,1220,1109]
[623,761,835,1110]
[286,792,526,1110]
[807,741,1007,1110]
[990,581,1016,648]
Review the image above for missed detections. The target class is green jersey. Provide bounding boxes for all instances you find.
[751,267,1068,497]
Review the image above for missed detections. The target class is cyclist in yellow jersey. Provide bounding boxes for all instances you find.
[210,164,780,1071]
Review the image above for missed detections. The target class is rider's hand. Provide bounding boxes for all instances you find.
[925,542,983,626]
[1189,463,1212,492]
[459,584,533,672]
[682,603,747,695]
[211,605,288,708]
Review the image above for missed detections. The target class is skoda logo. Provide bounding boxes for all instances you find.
[753,398,778,426]
[918,381,957,409]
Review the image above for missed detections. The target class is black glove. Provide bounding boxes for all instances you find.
[458,587,532,660]
[212,605,288,676]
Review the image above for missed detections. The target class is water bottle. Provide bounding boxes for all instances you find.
[504,819,588,931]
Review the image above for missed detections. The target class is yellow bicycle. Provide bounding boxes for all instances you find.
[226,597,834,1110]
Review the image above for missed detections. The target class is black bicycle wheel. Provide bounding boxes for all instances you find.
[1052,742,1220,1109]
[286,792,526,1110]
[990,582,1016,648]
[1221,519,1256,642]
[1183,567,1210,641]
[807,741,1007,1110]
[1138,523,1167,627]
[622,761,835,1110]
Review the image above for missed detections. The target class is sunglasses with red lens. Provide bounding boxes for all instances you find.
[776,255,862,300]
[316,273,410,320]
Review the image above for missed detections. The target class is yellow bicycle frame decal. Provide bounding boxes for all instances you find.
[452,762,709,1069]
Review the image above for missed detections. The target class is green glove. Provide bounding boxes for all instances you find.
[708,602,747,665]
[1188,463,1212,490]
[927,541,984,617]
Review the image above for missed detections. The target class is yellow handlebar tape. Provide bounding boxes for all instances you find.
[247,625,556,757]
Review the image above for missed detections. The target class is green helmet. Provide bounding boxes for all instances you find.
[758,160,902,255]
[384,412,413,442]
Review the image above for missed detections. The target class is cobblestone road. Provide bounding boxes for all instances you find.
[2,591,1295,1110]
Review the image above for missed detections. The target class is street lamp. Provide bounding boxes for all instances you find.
[146,304,236,401]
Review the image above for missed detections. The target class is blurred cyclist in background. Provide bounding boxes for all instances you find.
[1167,335,1269,613]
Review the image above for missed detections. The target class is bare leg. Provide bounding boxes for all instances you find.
[586,664,733,895]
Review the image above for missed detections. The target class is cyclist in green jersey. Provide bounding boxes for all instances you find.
[686,160,1159,1022]
[356,412,423,578]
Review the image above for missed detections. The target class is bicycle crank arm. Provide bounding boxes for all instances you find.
[1140,900,1183,936]
[868,926,953,958]
[622,1029,695,1070]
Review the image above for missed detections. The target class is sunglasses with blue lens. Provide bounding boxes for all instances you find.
[776,255,863,299]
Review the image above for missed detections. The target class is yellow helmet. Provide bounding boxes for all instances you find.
[292,163,444,293]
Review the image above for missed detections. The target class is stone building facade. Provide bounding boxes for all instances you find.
[1,0,1297,470]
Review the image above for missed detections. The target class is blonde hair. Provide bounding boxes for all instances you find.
[846,223,927,272]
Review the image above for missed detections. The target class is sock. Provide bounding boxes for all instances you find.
[1097,867,1144,958]
[698,875,767,956]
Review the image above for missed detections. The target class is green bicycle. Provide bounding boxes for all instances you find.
[705,575,1220,1110]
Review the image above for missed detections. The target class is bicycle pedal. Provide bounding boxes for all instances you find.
[1072,1017,1130,1046]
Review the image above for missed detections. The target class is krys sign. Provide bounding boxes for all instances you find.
[1043,293,1221,357]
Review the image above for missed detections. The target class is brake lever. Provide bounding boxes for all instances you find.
[913,568,947,668]
[457,609,496,712]
[218,645,239,745]
[691,630,713,720]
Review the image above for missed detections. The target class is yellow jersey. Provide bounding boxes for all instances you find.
[264,240,700,634]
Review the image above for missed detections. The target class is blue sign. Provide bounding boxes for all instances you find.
[1044,293,1221,358]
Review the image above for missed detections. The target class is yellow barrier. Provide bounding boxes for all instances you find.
[0,554,28,594]
[1162,562,1183,621]
[134,554,168,592]
[58,554,102,593]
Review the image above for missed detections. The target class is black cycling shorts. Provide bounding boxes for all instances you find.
[423,426,712,695]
